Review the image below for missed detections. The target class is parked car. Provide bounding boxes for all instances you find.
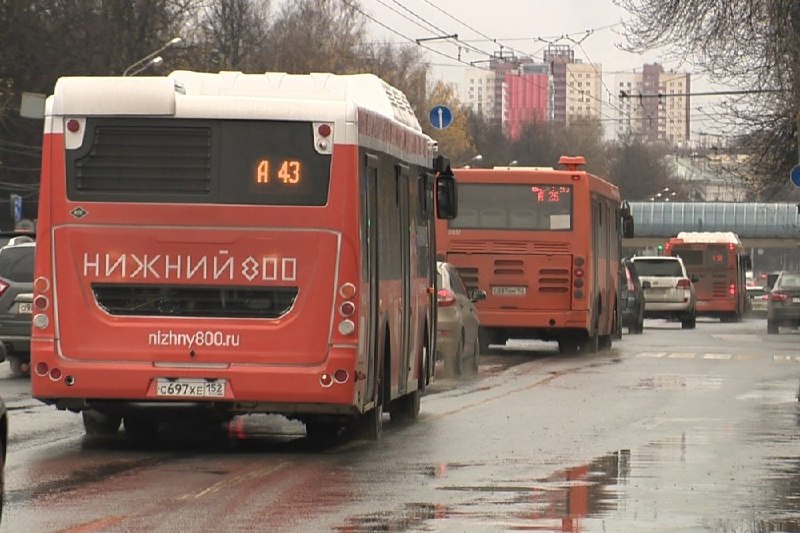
[631,255,697,329]
[745,286,768,317]
[0,237,35,376]
[767,271,800,334]
[436,261,486,377]
[0,396,6,524]
[619,258,646,334]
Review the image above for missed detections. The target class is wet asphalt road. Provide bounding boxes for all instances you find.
[1,316,800,532]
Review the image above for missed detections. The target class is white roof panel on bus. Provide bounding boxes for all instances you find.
[676,231,742,245]
[50,70,421,132]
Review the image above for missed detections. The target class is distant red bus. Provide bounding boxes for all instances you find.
[436,157,634,355]
[666,232,750,321]
[31,71,457,440]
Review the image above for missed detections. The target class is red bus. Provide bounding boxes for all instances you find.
[31,70,457,440]
[665,231,750,321]
[435,157,634,355]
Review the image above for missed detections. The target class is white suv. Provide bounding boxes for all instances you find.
[631,255,697,329]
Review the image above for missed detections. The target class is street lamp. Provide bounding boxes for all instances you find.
[125,56,163,77]
[459,154,482,168]
[123,37,181,76]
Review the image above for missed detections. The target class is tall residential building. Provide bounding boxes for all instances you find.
[565,61,603,125]
[441,66,497,119]
[503,63,550,140]
[613,63,691,144]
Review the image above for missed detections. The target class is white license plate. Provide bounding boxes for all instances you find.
[17,302,32,314]
[155,379,226,398]
[793,297,800,303]
[492,286,527,296]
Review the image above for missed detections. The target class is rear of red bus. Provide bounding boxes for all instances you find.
[436,165,620,354]
[31,76,371,427]
[666,240,746,320]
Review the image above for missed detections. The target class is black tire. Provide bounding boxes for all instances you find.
[599,334,612,350]
[452,333,464,377]
[8,357,29,378]
[82,409,122,436]
[558,338,580,355]
[470,335,480,374]
[478,327,495,355]
[767,320,779,334]
[124,415,159,438]
[389,388,421,422]
[586,334,599,354]
[681,315,696,329]
[305,421,343,443]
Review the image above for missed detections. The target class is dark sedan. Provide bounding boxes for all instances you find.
[767,271,800,334]
[620,258,646,334]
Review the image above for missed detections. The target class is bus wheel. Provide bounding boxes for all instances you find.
[82,409,121,436]
[124,415,159,438]
[767,320,779,334]
[305,421,343,444]
[390,389,421,422]
[558,338,580,355]
[681,316,696,329]
[586,334,599,354]
[599,334,612,350]
[478,327,495,355]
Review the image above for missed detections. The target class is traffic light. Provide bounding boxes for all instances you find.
[656,244,664,255]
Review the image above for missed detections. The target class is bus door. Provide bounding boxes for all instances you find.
[363,155,380,404]
[396,164,411,393]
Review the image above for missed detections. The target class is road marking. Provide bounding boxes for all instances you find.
[703,353,732,360]
[773,355,795,362]
[177,462,289,500]
[636,352,667,358]
[56,516,127,533]
[667,352,696,359]
[734,353,761,360]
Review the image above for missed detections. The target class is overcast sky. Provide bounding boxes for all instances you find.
[361,0,689,74]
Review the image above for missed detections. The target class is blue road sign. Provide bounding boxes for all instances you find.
[429,105,453,130]
[791,165,800,188]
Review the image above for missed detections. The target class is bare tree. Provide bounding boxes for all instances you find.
[196,0,271,71]
[615,0,800,199]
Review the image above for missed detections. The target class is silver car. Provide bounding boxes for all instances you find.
[632,255,697,329]
[436,262,486,377]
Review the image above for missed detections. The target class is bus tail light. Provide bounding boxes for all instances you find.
[34,295,50,311]
[574,268,584,278]
[339,301,356,317]
[437,289,456,307]
[34,276,51,292]
[676,279,691,289]
[728,283,736,296]
[338,319,355,335]
[319,373,333,387]
[35,362,48,376]
[339,283,356,299]
[333,369,349,383]
[49,367,63,381]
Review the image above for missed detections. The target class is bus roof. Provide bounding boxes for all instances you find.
[673,231,742,245]
[50,70,422,132]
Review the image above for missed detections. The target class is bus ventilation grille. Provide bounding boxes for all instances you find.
[73,125,212,195]
[448,241,489,253]
[455,267,480,292]
[91,284,298,319]
[538,268,570,293]
[531,242,571,253]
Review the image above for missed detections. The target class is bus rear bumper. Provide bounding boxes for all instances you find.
[478,309,590,330]
[31,342,362,417]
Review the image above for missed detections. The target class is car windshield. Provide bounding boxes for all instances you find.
[0,245,34,282]
[633,259,684,277]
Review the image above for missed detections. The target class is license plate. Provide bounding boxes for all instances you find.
[155,379,226,398]
[492,286,526,296]
[17,302,32,314]
[793,297,800,304]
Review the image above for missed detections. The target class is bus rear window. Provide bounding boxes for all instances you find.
[66,118,331,206]
[450,183,573,230]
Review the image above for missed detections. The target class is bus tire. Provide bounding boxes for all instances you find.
[390,388,421,422]
[124,415,159,438]
[586,333,599,354]
[681,316,696,329]
[558,338,580,355]
[767,320,779,334]
[478,327,495,355]
[82,409,121,435]
[599,334,612,350]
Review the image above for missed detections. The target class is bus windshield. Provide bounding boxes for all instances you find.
[449,183,573,231]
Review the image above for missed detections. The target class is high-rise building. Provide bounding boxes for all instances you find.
[613,63,691,144]
[503,63,550,140]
